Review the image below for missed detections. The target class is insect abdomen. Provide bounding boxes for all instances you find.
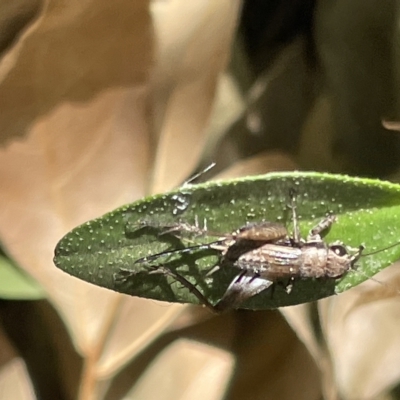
[235,244,303,280]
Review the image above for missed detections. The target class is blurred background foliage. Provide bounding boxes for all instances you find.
[0,1,400,399]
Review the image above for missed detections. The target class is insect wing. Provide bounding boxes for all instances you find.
[215,272,274,312]
[235,244,302,280]
[237,222,288,242]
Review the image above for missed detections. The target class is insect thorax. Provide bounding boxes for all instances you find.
[299,243,354,279]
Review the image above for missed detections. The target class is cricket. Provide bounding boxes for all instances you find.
[118,190,380,313]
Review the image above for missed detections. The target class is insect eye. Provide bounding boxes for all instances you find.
[330,245,348,257]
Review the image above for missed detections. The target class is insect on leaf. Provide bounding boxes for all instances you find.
[53,172,400,309]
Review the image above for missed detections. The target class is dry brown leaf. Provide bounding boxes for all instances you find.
[281,264,400,399]
[202,38,316,174]
[298,94,337,171]
[317,264,400,399]
[96,300,188,378]
[382,120,400,132]
[202,72,245,152]
[219,311,320,400]
[0,0,240,395]
[170,310,320,400]
[149,0,241,193]
[0,359,36,400]
[0,1,153,144]
[213,150,298,180]
[124,339,234,400]
[281,304,340,400]
[0,325,16,369]
[314,1,398,176]
[280,304,322,365]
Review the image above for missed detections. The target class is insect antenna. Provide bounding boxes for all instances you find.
[182,162,216,186]
[355,240,400,295]
[350,268,400,295]
[360,240,400,257]
[134,238,224,265]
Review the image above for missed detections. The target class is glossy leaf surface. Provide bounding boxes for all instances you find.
[54,172,400,309]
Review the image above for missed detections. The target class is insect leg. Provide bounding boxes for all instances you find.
[308,214,337,241]
[148,266,218,313]
[117,265,218,312]
[289,189,300,242]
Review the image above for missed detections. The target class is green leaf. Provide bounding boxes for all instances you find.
[0,255,45,300]
[54,172,400,309]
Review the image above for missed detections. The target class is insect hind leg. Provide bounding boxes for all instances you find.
[151,266,218,312]
[128,264,218,312]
